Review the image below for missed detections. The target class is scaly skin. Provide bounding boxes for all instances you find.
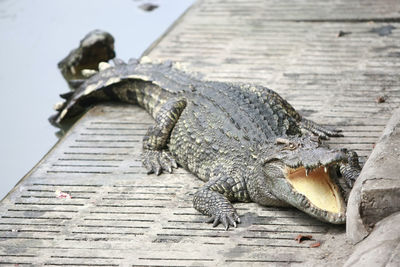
[51,53,361,229]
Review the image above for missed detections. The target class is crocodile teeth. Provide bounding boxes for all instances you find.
[81,69,98,78]
[305,168,310,176]
[98,62,112,71]
[324,166,328,173]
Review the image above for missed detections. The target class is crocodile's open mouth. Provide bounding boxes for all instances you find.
[285,166,345,214]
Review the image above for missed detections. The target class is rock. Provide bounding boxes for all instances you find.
[347,108,400,243]
[344,212,400,267]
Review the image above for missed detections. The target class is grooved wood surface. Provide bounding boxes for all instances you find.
[0,105,350,266]
[1,0,400,265]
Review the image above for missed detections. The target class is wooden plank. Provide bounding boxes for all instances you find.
[0,105,351,266]
[1,0,400,265]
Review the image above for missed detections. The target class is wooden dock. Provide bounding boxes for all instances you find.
[1,0,399,265]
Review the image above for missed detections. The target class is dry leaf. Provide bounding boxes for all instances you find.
[310,242,321,248]
[295,234,312,243]
[376,96,385,103]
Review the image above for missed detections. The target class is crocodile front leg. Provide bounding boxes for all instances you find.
[193,174,249,230]
[142,99,186,175]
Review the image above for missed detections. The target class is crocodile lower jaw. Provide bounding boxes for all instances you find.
[285,166,345,214]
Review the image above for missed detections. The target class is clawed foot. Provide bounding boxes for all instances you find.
[142,149,178,175]
[340,150,361,188]
[206,209,240,230]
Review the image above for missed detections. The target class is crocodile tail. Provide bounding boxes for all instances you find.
[49,80,102,127]
[67,79,85,90]
[48,90,71,126]
[49,61,135,127]
[48,112,62,127]
[60,91,74,100]
[49,87,105,127]
[49,91,97,128]
[48,90,75,127]
[50,58,192,128]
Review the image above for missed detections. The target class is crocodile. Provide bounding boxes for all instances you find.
[50,52,361,229]
[58,29,115,88]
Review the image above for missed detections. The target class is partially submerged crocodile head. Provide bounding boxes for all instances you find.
[257,136,349,224]
[58,29,115,84]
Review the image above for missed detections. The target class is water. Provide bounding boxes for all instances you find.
[0,0,194,200]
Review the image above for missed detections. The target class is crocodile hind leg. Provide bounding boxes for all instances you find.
[193,174,249,230]
[300,118,343,139]
[142,99,186,175]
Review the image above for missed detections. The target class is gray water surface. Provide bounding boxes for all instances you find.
[0,0,194,200]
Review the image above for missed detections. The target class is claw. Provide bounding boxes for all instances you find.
[145,167,153,175]
[221,216,229,230]
[206,215,216,224]
[212,216,220,227]
[159,151,175,173]
[142,150,178,175]
[142,158,153,174]
[155,166,162,176]
[206,212,240,230]
[227,215,237,228]
[171,158,178,169]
